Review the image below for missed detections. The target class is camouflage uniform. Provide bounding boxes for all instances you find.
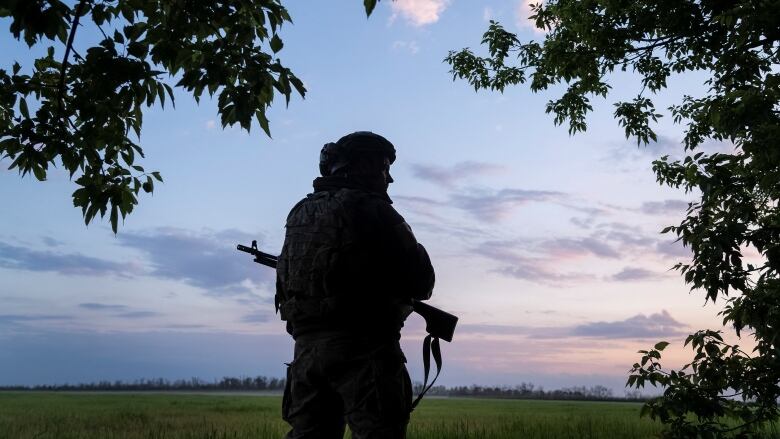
[276,175,435,439]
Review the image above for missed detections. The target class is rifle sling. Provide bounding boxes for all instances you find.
[410,334,442,412]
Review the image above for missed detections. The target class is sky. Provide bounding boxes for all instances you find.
[0,0,742,393]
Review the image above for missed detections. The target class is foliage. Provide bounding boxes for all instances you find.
[0,0,305,232]
[446,0,780,437]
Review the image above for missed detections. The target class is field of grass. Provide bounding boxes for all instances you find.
[0,392,666,439]
[6,391,772,439]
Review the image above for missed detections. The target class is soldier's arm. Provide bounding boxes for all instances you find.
[367,199,435,301]
[390,221,434,301]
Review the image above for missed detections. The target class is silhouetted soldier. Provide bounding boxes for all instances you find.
[276,131,435,439]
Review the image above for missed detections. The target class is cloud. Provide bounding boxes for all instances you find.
[483,6,494,21]
[544,237,620,259]
[610,267,662,282]
[497,264,593,284]
[570,310,687,339]
[161,324,209,330]
[656,239,690,258]
[640,200,689,215]
[79,303,129,311]
[600,228,655,248]
[241,311,272,323]
[467,218,690,284]
[79,303,161,319]
[570,216,596,229]
[614,136,736,165]
[451,188,565,222]
[117,228,274,294]
[458,310,688,340]
[458,323,535,336]
[390,0,450,26]
[0,314,73,323]
[410,161,505,188]
[393,195,450,224]
[205,120,216,130]
[516,0,545,34]
[114,311,162,319]
[41,236,64,247]
[0,241,132,277]
[0,314,75,332]
[474,240,593,285]
[391,40,420,55]
[606,134,688,164]
[591,221,692,262]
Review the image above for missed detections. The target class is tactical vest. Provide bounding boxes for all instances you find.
[276,188,367,323]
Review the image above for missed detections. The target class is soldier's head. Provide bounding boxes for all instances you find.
[319,131,396,191]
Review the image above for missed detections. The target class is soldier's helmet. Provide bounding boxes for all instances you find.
[319,131,396,177]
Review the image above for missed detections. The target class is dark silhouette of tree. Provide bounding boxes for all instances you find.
[0,0,305,232]
[0,1,397,232]
[0,1,307,232]
[446,1,779,437]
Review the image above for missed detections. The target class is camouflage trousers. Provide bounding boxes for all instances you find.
[282,333,413,439]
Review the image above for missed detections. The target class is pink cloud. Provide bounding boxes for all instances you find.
[391,0,450,26]
[516,0,546,34]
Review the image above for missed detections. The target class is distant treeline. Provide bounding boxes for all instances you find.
[0,376,286,392]
[0,378,647,401]
[420,383,648,402]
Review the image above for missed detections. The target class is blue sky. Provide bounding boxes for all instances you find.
[0,1,740,392]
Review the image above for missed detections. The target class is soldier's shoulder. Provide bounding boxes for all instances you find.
[288,195,310,212]
[285,194,316,222]
[285,190,345,222]
[347,191,405,226]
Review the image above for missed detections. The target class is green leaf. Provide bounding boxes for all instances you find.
[256,110,271,137]
[654,341,670,351]
[143,176,154,194]
[19,98,29,119]
[110,204,118,234]
[270,34,283,53]
[32,164,46,181]
[364,0,378,17]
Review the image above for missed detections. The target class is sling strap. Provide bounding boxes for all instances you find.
[410,334,442,411]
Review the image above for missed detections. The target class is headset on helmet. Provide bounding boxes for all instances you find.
[319,131,396,177]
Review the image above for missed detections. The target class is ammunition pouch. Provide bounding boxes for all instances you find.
[279,296,342,321]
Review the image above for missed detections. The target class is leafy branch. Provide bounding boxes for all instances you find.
[0,0,306,233]
[445,0,780,436]
[56,0,88,112]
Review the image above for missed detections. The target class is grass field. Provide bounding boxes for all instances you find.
[2,392,776,439]
[0,392,667,439]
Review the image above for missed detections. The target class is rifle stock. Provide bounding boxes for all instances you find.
[237,243,458,342]
[412,300,457,342]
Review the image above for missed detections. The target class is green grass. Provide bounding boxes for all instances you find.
[0,392,669,438]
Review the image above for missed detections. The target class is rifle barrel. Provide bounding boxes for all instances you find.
[236,244,279,268]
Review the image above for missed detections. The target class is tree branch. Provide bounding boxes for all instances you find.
[626,36,683,54]
[744,37,779,51]
[57,0,89,112]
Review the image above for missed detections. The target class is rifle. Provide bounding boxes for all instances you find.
[237,241,458,342]
[237,240,458,409]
